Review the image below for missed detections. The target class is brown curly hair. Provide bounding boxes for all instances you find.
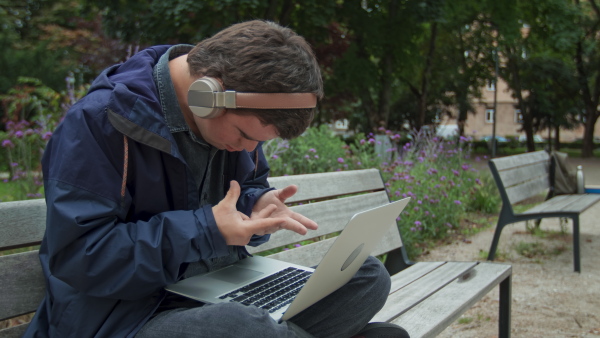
[187,20,323,139]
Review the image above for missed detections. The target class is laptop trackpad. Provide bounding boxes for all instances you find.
[209,266,263,284]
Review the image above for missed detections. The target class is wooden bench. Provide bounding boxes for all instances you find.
[1,169,512,337]
[487,150,600,272]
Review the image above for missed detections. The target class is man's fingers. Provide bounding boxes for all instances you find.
[291,212,318,230]
[254,204,278,219]
[277,185,298,202]
[223,181,241,206]
[247,217,309,236]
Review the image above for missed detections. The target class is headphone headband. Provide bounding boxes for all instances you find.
[188,77,317,119]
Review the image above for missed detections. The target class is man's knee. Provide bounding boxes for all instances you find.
[362,256,392,293]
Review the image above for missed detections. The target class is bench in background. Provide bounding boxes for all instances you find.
[487,150,600,272]
[1,169,512,337]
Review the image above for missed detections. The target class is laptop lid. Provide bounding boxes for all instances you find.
[281,197,410,320]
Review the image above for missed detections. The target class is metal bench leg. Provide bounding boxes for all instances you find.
[487,221,505,261]
[573,217,581,273]
[499,274,512,338]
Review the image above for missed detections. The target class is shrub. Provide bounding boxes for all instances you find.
[0,75,87,200]
[267,126,501,259]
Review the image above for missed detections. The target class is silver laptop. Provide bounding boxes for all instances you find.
[165,197,410,322]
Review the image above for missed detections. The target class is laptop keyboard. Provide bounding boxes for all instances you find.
[218,267,312,313]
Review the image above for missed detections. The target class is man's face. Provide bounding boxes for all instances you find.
[194,111,279,152]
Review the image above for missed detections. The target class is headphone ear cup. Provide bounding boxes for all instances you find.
[187,77,225,119]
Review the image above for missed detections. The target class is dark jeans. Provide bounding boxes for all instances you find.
[136,256,391,338]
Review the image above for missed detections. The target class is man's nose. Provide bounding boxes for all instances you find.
[241,139,259,152]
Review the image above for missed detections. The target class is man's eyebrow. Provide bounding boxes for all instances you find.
[238,127,262,142]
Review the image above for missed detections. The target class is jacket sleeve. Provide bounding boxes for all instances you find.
[41,99,229,300]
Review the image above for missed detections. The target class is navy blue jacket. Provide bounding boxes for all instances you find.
[24,46,272,337]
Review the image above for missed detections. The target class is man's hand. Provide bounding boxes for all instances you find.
[252,184,318,233]
[212,181,316,246]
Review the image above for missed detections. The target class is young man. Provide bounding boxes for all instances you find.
[25,20,409,337]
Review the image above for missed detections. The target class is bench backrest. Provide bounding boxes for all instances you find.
[0,169,404,336]
[488,150,551,205]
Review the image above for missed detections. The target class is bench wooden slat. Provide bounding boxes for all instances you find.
[496,161,548,188]
[392,263,512,338]
[491,150,549,171]
[0,199,46,250]
[247,191,391,253]
[523,194,600,214]
[389,261,445,291]
[372,261,478,322]
[267,169,384,203]
[504,175,549,204]
[0,251,45,321]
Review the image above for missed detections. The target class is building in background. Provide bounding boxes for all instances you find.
[439,78,600,143]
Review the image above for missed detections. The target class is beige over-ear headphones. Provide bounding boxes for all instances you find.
[187,77,317,119]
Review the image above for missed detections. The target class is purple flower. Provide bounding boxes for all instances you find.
[309,148,316,153]
[2,140,14,148]
[452,169,460,176]
[273,154,279,159]
[454,200,462,205]
[440,176,446,181]
[14,131,23,138]
[337,158,344,163]
[42,131,52,141]
[414,220,422,226]
[314,155,319,159]
[294,243,302,248]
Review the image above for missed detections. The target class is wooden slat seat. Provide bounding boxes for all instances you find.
[487,151,600,272]
[0,168,512,338]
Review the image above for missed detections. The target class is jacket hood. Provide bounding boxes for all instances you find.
[89,45,178,154]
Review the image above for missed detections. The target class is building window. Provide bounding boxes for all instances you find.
[485,109,494,123]
[515,109,523,123]
[486,80,496,91]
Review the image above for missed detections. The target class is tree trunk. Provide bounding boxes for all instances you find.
[582,108,598,157]
[415,22,438,131]
[377,55,393,129]
[506,50,534,152]
[554,124,561,151]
